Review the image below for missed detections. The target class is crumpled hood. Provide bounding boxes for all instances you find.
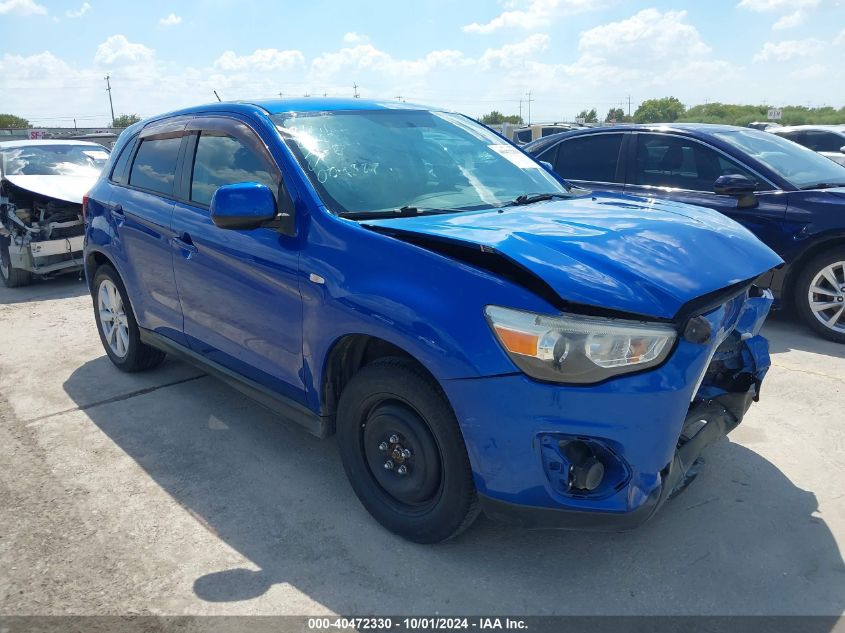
[2,175,96,205]
[362,192,783,319]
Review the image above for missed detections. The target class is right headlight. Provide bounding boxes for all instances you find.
[485,305,677,384]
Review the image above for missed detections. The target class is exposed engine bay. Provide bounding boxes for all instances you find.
[0,178,85,283]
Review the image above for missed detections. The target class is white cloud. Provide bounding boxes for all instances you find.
[343,32,366,44]
[737,0,821,31]
[311,43,469,79]
[0,0,46,15]
[578,10,711,64]
[94,34,155,66]
[772,10,804,29]
[214,48,305,71]
[737,0,818,10]
[478,34,550,69]
[789,63,828,79]
[159,13,181,26]
[463,0,607,34]
[753,38,825,62]
[835,29,845,45]
[66,2,91,18]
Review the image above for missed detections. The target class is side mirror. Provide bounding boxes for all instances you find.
[714,174,757,196]
[839,145,845,154]
[210,183,276,230]
[539,160,554,171]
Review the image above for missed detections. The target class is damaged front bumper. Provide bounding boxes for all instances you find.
[442,286,774,531]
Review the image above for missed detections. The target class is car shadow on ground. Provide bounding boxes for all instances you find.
[63,356,845,615]
[0,274,88,305]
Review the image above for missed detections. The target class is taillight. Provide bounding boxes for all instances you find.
[82,194,89,220]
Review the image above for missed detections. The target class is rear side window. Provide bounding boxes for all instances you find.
[129,137,182,195]
[109,135,137,184]
[633,134,757,191]
[555,134,623,183]
[190,132,278,206]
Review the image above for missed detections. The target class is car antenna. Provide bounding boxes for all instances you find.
[213,90,222,102]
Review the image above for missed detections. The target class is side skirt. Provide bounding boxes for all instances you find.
[139,329,332,439]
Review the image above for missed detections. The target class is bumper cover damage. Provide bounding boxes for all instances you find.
[473,287,774,530]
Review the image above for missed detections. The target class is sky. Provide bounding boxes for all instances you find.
[1,0,844,127]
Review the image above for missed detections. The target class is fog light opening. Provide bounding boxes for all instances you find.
[559,440,605,491]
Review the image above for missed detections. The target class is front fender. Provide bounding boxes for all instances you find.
[299,211,556,411]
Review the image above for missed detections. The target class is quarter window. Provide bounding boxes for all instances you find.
[129,137,182,195]
[109,135,137,184]
[803,131,845,153]
[634,134,757,192]
[554,134,623,183]
[190,132,278,206]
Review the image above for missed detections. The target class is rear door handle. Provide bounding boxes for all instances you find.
[111,204,124,217]
[171,234,198,255]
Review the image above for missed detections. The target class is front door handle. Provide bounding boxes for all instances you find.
[171,234,198,255]
[111,204,124,218]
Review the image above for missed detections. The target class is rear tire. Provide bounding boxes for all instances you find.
[337,357,479,543]
[0,236,33,288]
[92,264,166,371]
[793,247,845,344]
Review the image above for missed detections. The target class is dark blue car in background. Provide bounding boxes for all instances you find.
[83,100,780,542]
[525,124,845,343]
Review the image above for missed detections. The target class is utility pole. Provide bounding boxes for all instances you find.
[627,94,632,118]
[278,92,284,98]
[353,82,360,98]
[104,74,115,126]
[518,99,523,122]
[525,91,534,125]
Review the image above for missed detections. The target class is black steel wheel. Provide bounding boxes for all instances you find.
[337,357,479,543]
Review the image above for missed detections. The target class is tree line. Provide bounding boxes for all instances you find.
[480,98,845,126]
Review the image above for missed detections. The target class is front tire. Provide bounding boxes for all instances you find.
[92,264,166,371]
[337,357,479,543]
[0,236,33,288]
[794,247,845,344]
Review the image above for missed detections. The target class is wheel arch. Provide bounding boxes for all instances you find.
[781,233,845,308]
[320,333,443,421]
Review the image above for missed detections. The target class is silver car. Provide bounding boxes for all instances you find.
[770,125,845,166]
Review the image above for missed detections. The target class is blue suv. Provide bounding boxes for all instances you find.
[84,99,781,542]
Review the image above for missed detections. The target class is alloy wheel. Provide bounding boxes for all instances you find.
[98,279,130,357]
[807,260,845,334]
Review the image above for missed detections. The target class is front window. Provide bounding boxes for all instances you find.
[273,110,565,215]
[713,129,845,189]
[1,144,109,177]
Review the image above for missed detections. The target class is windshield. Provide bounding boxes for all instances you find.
[1,144,109,177]
[712,129,845,189]
[272,110,566,215]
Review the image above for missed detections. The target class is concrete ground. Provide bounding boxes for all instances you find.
[0,276,843,616]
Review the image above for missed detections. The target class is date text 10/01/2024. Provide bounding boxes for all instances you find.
[306,617,529,630]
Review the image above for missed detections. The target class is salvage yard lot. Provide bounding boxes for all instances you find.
[1,277,844,616]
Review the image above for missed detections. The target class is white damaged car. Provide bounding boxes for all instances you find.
[0,140,109,287]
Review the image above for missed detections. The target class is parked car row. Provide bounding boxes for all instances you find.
[525,124,845,342]
[0,98,836,543]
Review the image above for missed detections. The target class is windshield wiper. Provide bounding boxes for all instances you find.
[505,192,571,207]
[338,206,467,220]
[800,183,845,190]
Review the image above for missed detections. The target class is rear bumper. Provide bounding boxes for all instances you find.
[478,391,753,530]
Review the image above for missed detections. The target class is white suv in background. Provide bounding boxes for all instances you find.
[771,125,845,166]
